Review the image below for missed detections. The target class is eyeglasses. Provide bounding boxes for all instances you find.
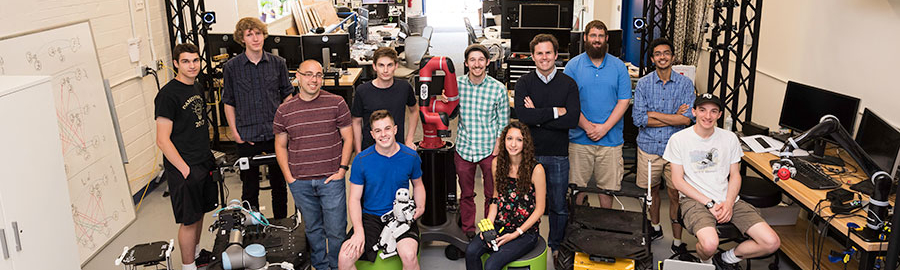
[298,72,325,79]
[653,51,673,57]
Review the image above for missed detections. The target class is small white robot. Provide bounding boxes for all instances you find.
[374,188,416,259]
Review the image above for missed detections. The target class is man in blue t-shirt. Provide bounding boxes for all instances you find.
[563,20,632,208]
[338,110,426,270]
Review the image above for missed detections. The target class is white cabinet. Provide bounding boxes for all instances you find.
[0,76,80,270]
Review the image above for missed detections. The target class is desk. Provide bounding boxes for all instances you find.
[743,151,893,269]
[292,67,362,106]
[291,67,362,87]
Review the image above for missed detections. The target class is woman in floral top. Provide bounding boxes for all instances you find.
[465,122,547,270]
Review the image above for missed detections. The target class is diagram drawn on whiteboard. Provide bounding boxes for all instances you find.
[25,37,81,71]
[0,21,136,264]
[70,165,125,249]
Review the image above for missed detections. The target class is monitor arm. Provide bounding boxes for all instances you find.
[771,115,893,232]
[417,56,459,149]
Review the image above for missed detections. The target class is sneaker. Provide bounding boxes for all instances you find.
[671,243,700,262]
[195,249,212,267]
[712,251,742,270]
[650,226,663,241]
[465,231,476,240]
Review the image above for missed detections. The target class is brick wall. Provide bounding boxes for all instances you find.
[1,0,174,194]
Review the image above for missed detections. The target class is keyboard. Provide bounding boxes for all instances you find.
[791,158,841,190]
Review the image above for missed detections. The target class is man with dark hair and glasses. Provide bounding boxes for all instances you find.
[274,59,353,270]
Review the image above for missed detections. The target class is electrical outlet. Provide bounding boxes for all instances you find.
[156,59,164,71]
[135,0,145,11]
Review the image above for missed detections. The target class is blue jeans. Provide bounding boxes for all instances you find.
[537,155,569,251]
[465,232,539,270]
[288,178,347,270]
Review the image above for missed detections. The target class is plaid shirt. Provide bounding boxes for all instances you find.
[632,71,696,156]
[222,52,294,142]
[456,74,509,162]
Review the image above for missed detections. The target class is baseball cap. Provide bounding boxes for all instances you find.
[694,93,723,111]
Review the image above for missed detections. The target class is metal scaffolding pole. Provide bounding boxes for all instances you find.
[705,0,761,131]
[639,0,677,76]
[164,0,220,146]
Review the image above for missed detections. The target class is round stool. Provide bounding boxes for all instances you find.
[480,236,548,270]
[740,176,782,208]
[354,251,403,270]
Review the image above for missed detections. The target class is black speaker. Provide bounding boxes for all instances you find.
[742,121,769,136]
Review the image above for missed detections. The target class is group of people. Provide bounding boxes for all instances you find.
[154,16,778,270]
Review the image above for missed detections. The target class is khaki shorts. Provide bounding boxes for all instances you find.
[568,143,624,191]
[636,148,673,189]
[680,197,766,235]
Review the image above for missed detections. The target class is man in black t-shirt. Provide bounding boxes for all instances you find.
[154,43,217,270]
[351,47,419,152]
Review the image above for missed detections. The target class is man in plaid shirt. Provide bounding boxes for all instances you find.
[455,44,510,238]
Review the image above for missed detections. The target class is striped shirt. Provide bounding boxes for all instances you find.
[456,75,510,162]
[222,52,294,142]
[632,71,696,156]
[273,92,351,180]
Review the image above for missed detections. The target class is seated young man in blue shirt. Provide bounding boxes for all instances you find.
[338,110,426,270]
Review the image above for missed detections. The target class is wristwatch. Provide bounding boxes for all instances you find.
[339,165,350,170]
[705,200,715,209]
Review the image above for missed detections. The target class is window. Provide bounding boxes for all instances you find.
[259,0,292,23]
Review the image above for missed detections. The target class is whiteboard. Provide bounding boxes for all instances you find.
[0,21,136,264]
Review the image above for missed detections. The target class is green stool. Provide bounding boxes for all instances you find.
[480,236,548,270]
[354,251,422,270]
[354,251,402,270]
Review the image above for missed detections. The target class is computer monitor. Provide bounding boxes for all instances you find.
[779,81,860,165]
[509,28,570,55]
[779,81,860,133]
[204,33,302,70]
[606,29,623,58]
[301,33,351,68]
[519,3,560,28]
[265,35,303,70]
[356,7,370,42]
[362,4,389,24]
[856,108,900,178]
[204,33,245,60]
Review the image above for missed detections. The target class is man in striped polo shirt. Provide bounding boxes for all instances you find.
[274,60,353,270]
[455,44,510,238]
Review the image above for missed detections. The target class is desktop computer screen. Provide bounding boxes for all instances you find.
[519,3,560,28]
[779,81,860,133]
[509,28,570,54]
[855,108,900,177]
[266,35,303,70]
[301,33,351,68]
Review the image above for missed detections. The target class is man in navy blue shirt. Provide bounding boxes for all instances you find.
[222,17,294,219]
[338,110,426,270]
[632,38,696,255]
[514,34,580,256]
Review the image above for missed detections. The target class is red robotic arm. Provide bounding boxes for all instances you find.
[417,56,459,149]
